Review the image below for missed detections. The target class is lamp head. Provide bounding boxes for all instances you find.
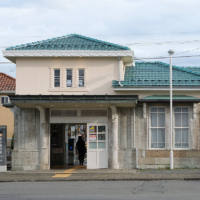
[168,49,175,55]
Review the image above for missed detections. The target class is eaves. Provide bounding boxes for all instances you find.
[3,50,134,63]
[113,86,200,91]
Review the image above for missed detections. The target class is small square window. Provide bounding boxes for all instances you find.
[1,96,9,105]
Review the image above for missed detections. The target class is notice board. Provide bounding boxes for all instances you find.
[0,126,7,168]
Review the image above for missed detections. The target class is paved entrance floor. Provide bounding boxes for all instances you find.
[1,166,200,182]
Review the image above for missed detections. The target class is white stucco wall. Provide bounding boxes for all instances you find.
[16,57,121,95]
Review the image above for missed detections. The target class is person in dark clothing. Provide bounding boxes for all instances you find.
[76,136,86,165]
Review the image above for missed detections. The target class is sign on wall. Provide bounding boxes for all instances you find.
[0,126,7,172]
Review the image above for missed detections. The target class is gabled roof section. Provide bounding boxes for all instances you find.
[0,73,16,91]
[113,61,200,87]
[6,34,130,51]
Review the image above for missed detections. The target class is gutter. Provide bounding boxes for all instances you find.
[114,87,200,91]
[118,57,123,87]
[0,90,15,94]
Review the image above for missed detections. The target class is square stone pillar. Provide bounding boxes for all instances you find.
[108,105,119,169]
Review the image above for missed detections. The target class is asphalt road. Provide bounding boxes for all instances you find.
[0,180,200,200]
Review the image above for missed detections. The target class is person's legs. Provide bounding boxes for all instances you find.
[78,153,81,165]
[80,153,84,165]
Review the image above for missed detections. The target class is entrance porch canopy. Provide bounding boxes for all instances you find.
[139,95,200,103]
[6,95,138,108]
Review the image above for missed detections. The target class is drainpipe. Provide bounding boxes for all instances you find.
[133,108,139,169]
[118,57,123,87]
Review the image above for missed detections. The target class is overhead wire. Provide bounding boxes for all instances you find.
[0,30,200,38]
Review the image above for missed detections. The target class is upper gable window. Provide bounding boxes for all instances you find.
[79,69,84,87]
[54,69,60,87]
[1,96,9,105]
[66,69,73,87]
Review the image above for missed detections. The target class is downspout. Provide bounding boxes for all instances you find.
[133,107,139,169]
[118,57,123,87]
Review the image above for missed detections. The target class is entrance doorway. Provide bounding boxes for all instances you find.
[50,123,87,169]
[87,123,108,169]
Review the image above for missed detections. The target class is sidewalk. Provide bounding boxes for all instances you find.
[1,166,200,182]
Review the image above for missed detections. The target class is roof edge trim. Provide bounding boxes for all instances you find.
[3,50,134,62]
[114,87,200,91]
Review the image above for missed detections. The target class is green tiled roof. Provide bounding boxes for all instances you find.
[141,95,199,100]
[6,34,130,51]
[113,61,200,87]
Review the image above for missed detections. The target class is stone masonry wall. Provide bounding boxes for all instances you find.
[136,103,200,169]
[118,107,136,169]
[12,106,40,171]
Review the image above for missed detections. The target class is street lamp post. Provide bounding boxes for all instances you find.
[168,49,175,170]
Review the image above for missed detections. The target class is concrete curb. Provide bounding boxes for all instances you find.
[0,178,197,182]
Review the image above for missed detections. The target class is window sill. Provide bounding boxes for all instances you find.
[49,87,89,92]
[149,148,167,150]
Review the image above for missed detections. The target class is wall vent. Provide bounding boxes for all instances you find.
[81,110,107,117]
[51,110,77,117]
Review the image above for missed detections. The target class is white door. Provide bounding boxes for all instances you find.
[87,123,108,169]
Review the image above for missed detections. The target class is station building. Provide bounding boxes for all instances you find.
[3,34,200,170]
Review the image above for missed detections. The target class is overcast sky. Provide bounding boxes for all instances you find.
[1,0,200,78]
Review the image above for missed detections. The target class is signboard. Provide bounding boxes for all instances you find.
[0,126,7,172]
[89,134,97,141]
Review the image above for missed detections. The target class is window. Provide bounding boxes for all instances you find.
[79,69,84,87]
[150,107,165,148]
[174,107,189,148]
[1,96,9,105]
[66,69,73,87]
[54,69,60,87]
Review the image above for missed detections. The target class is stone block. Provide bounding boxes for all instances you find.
[23,166,32,170]
[138,158,154,164]
[12,166,24,171]
[32,152,39,159]
[155,158,170,165]
[186,151,200,158]
[123,163,134,169]
[174,158,195,165]
[14,159,22,166]
[125,150,134,158]
[31,165,39,170]
[145,150,169,158]
[194,158,200,164]
[124,158,134,164]
[174,151,186,157]
[138,150,145,158]
[138,164,146,169]
[23,158,38,166]
[145,164,166,169]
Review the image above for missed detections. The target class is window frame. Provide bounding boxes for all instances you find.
[66,69,73,88]
[1,96,9,105]
[54,69,60,88]
[78,69,85,87]
[173,106,190,150]
[149,106,166,149]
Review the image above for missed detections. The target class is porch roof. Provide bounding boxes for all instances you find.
[139,95,200,102]
[7,95,138,108]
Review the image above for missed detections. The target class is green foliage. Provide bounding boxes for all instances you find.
[165,164,170,170]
